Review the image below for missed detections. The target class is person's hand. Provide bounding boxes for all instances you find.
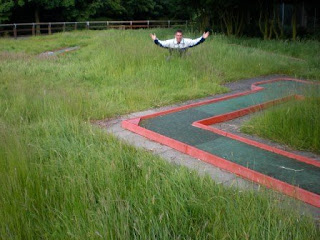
[202,31,210,39]
[150,33,157,40]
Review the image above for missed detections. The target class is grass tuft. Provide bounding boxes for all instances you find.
[242,96,320,153]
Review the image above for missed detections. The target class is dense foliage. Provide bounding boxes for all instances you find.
[0,0,319,39]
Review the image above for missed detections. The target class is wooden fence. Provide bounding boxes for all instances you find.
[0,20,189,39]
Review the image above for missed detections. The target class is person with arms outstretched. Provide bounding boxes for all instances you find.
[150,29,209,56]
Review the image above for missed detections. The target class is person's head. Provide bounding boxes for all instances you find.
[175,29,183,43]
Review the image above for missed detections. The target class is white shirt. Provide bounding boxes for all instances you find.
[154,36,205,49]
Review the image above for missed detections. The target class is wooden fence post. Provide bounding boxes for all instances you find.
[130,21,132,29]
[48,23,51,35]
[168,20,170,28]
[32,23,35,36]
[63,22,66,32]
[86,21,89,30]
[147,20,149,28]
[13,24,17,39]
[106,21,109,29]
[74,22,77,30]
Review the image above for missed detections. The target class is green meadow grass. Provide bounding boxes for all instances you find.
[1,29,320,239]
[242,96,320,154]
[215,34,320,80]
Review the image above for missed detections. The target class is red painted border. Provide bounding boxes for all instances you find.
[195,95,296,125]
[193,96,320,168]
[121,78,320,207]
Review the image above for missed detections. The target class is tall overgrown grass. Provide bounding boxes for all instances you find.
[0,29,319,239]
[214,34,320,80]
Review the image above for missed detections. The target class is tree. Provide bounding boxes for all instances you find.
[216,0,247,37]
[122,0,156,19]
[0,0,15,23]
[186,0,252,35]
[62,0,122,21]
[22,0,74,23]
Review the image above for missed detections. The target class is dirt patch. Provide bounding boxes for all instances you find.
[38,46,80,58]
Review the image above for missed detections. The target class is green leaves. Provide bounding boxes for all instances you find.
[0,0,14,23]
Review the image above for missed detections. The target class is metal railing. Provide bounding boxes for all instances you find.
[0,20,189,38]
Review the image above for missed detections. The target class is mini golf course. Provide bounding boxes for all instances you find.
[122,78,320,207]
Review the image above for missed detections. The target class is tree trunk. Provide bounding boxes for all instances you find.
[220,19,225,34]
[201,12,209,32]
[222,11,234,36]
[269,18,274,39]
[235,12,244,37]
[35,6,40,35]
[276,7,284,39]
[259,11,269,40]
[292,4,297,40]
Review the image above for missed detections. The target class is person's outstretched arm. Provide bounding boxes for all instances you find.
[150,33,171,48]
[185,32,210,48]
